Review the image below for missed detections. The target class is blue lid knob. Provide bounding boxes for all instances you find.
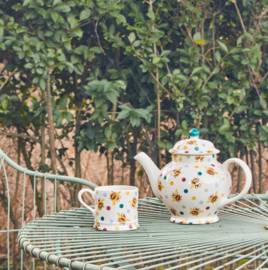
[189,128,200,137]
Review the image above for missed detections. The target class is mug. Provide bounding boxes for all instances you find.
[78,185,139,231]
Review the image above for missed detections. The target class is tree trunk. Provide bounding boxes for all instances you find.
[41,90,46,214]
[46,73,60,211]
[130,126,139,186]
[258,143,262,193]
[250,149,257,193]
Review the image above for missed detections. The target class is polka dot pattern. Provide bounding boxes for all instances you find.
[192,196,196,200]
[103,193,107,197]
[198,172,202,176]
[170,181,174,185]
[119,204,124,208]
[184,189,188,194]
[101,216,104,221]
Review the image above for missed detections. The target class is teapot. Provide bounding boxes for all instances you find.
[134,128,252,225]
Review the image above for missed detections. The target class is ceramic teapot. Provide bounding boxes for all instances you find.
[134,128,252,225]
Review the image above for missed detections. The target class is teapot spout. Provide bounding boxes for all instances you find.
[134,152,161,200]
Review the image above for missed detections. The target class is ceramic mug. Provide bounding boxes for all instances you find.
[78,185,139,231]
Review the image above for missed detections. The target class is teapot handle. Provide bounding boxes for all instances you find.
[218,158,252,209]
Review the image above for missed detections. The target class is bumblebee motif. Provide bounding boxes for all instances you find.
[190,177,204,189]
[207,150,214,154]
[205,166,218,176]
[187,140,198,146]
[182,219,188,224]
[95,198,105,210]
[94,219,101,230]
[170,167,182,178]
[135,223,139,229]
[129,197,137,209]
[158,180,164,191]
[173,154,178,162]
[195,155,205,163]
[172,189,182,202]
[176,145,181,150]
[117,213,130,225]
[110,191,121,205]
[207,191,218,203]
[190,207,204,216]
[169,206,180,216]
[205,220,210,224]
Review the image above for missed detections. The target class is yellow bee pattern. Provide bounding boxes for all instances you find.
[110,191,121,205]
[190,207,204,216]
[207,191,218,203]
[95,198,105,210]
[117,213,130,225]
[169,206,180,216]
[172,189,182,202]
[170,167,182,178]
[204,166,218,176]
[158,180,164,191]
[187,140,198,146]
[129,197,137,209]
[190,177,204,189]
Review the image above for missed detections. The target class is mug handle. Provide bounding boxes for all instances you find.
[218,158,252,209]
[78,188,96,216]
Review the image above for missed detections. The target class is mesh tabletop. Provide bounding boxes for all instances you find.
[18,197,268,270]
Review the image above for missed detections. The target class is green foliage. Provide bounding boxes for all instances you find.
[1,0,268,174]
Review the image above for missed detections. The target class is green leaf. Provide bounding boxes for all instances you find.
[175,129,183,136]
[215,51,221,62]
[25,63,33,69]
[105,127,112,138]
[117,110,130,120]
[129,32,136,43]
[9,95,20,101]
[51,11,59,22]
[262,125,268,133]
[157,141,165,148]
[55,5,71,12]
[23,0,31,6]
[192,67,203,75]
[106,91,117,104]
[225,133,235,143]
[153,57,161,64]
[72,28,83,38]
[147,8,155,21]
[181,120,187,130]
[39,78,46,90]
[89,47,102,53]
[202,64,211,74]
[217,40,228,53]
[219,118,229,132]
[107,140,116,149]
[212,66,220,74]
[80,8,91,20]
[2,99,8,109]
[71,55,80,64]
[193,32,201,41]
[227,96,234,105]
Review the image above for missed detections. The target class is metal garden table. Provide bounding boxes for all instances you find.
[18,195,268,270]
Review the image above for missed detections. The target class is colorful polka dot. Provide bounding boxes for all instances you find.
[186,156,190,159]
[164,176,167,180]
[182,177,186,182]
[129,225,132,229]
[222,178,225,181]
[184,165,188,167]
[185,151,189,153]
[101,216,104,221]
[206,206,210,210]
[119,204,124,208]
[172,219,175,223]
[135,191,137,195]
[160,174,163,177]
[127,209,130,213]
[211,164,215,167]
[103,193,107,197]
[189,222,193,225]
[183,146,187,150]
[180,211,184,215]
[204,188,208,192]
[208,213,211,216]
[126,191,130,195]
[202,144,206,146]
[229,186,231,190]
[170,181,174,186]
[96,212,99,216]
[182,205,186,209]
[212,154,215,158]
[195,166,199,168]
[214,211,217,214]
[165,195,168,199]
[109,219,113,224]
[221,193,224,197]
[184,189,188,193]
[115,227,119,231]
[198,172,202,176]
[192,196,196,200]
[103,228,107,231]
[179,157,183,162]
[198,220,202,224]
[199,201,203,205]
[208,158,211,162]
[215,183,218,187]
[195,147,199,151]
[107,206,111,211]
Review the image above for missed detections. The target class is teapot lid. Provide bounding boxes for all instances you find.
[169,128,220,156]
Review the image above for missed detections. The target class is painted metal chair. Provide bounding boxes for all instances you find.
[0,148,97,270]
[1,148,268,269]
